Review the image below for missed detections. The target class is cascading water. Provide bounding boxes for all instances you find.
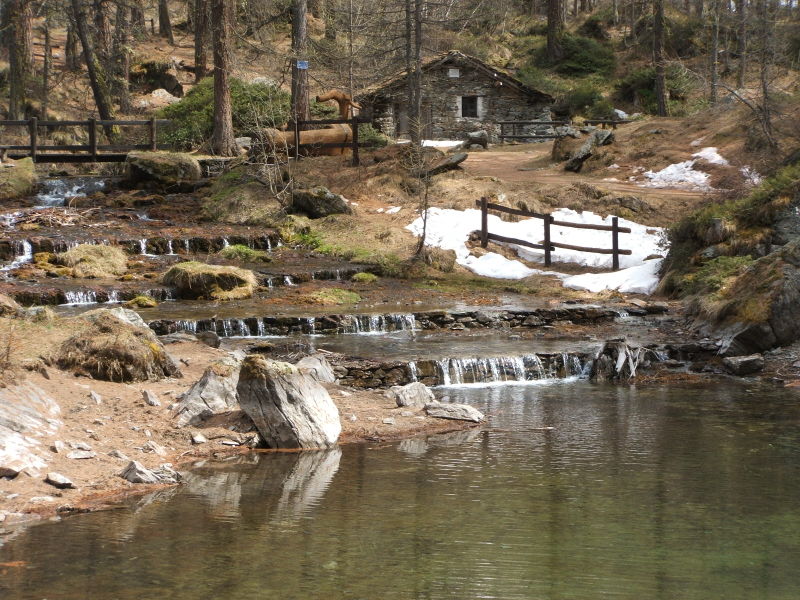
[433,353,590,386]
[166,240,175,255]
[408,361,419,382]
[183,239,191,253]
[340,313,416,335]
[61,290,98,305]
[34,177,106,208]
[284,276,296,286]
[222,238,230,248]
[138,239,149,255]
[306,318,316,334]
[1,240,33,272]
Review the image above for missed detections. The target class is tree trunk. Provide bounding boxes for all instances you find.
[756,0,776,147]
[7,0,33,120]
[309,0,324,18]
[113,2,132,113]
[194,0,209,81]
[159,0,175,44]
[654,0,668,115]
[94,0,113,67]
[70,0,116,131]
[710,0,719,102]
[612,0,619,24]
[42,17,51,123]
[291,0,310,128]
[546,0,564,61]
[65,19,80,71]
[737,0,747,88]
[210,0,238,156]
[411,0,423,144]
[131,2,147,36]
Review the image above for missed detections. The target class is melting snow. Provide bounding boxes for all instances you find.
[692,147,729,165]
[563,259,663,295]
[641,146,730,190]
[386,206,402,214]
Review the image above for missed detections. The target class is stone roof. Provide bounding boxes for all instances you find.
[359,51,553,104]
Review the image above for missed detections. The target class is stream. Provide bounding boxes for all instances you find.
[1,381,799,599]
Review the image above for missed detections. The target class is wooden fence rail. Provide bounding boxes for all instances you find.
[476,197,632,270]
[583,119,632,129]
[0,118,171,163]
[498,120,571,143]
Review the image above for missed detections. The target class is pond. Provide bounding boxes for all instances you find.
[2,381,799,599]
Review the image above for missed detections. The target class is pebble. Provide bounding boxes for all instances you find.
[67,450,97,460]
[51,440,66,454]
[348,414,357,422]
[142,390,161,407]
[69,441,92,451]
[90,391,103,405]
[108,449,130,460]
[143,440,167,457]
[382,418,396,425]
[45,472,76,489]
[191,433,208,445]
[400,411,414,417]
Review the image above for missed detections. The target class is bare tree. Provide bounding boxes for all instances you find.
[736,0,747,88]
[710,0,720,103]
[654,0,668,115]
[70,0,116,128]
[291,0,311,127]
[7,0,34,120]
[159,0,175,44]
[210,0,238,155]
[194,0,210,81]
[546,0,563,61]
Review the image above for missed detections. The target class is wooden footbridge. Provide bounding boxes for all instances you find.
[0,118,171,163]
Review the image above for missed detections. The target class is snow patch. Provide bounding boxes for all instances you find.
[563,259,663,295]
[741,166,763,186]
[386,206,402,214]
[640,147,732,190]
[692,146,729,166]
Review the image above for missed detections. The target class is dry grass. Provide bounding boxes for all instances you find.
[57,244,129,278]
[162,261,258,300]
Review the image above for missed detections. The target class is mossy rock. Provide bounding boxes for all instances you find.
[162,261,257,300]
[351,272,378,283]
[202,170,284,226]
[126,151,202,189]
[55,244,128,279]
[218,244,271,262]
[302,288,361,305]
[125,295,158,308]
[0,158,37,200]
[291,186,352,219]
[56,311,181,382]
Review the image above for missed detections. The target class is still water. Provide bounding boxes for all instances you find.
[2,381,799,599]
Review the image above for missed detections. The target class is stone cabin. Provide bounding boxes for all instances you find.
[360,51,553,141]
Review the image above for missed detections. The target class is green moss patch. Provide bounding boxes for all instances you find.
[162,261,257,300]
[218,244,271,263]
[56,244,129,279]
[302,288,362,306]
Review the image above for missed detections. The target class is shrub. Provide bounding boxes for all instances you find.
[677,256,753,296]
[578,15,610,41]
[558,85,604,117]
[351,272,378,283]
[218,244,271,262]
[535,34,615,76]
[158,78,290,149]
[615,64,694,113]
[359,123,389,148]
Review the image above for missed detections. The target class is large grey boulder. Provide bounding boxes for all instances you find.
[565,129,614,172]
[291,186,352,218]
[722,354,764,376]
[386,382,434,408]
[237,356,341,449]
[0,383,62,478]
[295,353,336,383]
[126,151,202,189]
[424,400,484,423]
[461,130,489,149]
[173,357,242,427]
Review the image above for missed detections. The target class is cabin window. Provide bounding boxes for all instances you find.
[461,96,479,118]
[448,68,460,78]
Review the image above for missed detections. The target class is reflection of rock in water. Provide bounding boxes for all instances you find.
[398,438,429,456]
[397,428,482,457]
[181,454,260,520]
[272,448,342,525]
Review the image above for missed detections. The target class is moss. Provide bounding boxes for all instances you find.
[676,256,753,297]
[162,261,257,300]
[202,168,285,226]
[351,272,378,283]
[125,295,158,308]
[56,244,128,279]
[0,158,37,201]
[302,288,362,306]
[218,244,271,262]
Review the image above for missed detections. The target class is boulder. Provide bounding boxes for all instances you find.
[126,151,202,189]
[237,356,341,449]
[56,310,181,382]
[551,134,584,162]
[416,152,468,178]
[461,130,489,149]
[0,157,37,200]
[0,294,22,317]
[386,382,434,408]
[161,261,257,301]
[564,130,614,172]
[722,354,765,376]
[424,400,484,423]
[172,357,242,427]
[0,383,62,478]
[295,353,336,383]
[119,460,181,484]
[45,472,75,489]
[291,186,353,219]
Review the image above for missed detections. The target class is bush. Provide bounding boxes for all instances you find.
[351,272,378,283]
[358,123,389,148]
[162,261,258,300]
[158,78,290,149]
[578,15,610,41]
[218,244,271,262]
[615,64,694,113]
[535,34,615,76]
[558,85,604,117]
[632,15,703,58]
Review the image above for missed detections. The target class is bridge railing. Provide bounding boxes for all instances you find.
[0,118,172,163]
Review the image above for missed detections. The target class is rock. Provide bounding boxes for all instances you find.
[90,391,103,405]
[191,433,208,444]
[161,261,257,301]
[722,354,765,376]
[386,382,434,408]
[0,157,37,200]
[142,440,167,456]
[382,417,396,425]
[142,390,161,407]
[0,383,62,478]
[617,195,651,213]
[295,353,336,383]
[68,441,92,451]
[461,130,489,149]
[82,306,149,330]
[237,356,341,449]
[0,293,22,317]
[416,152,468,178]
[45,472,75,489]
[109,449,130,460]
[424,400,484,423]
[551,134,584,162]
[291,186,353,219]
[159,332,199,344]
[196,330,221,348]
[119,461,180,484]
[56,310,181,382]
[66,450,96,460]
[51,440,66,453]
[565,130,614,172]
[125,151,202,189]
[172,357,241,427]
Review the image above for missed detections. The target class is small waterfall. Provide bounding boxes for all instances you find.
[256,319,266,336]
[266,238,272,251]
[183,239,191,253]
[166,240,175,255]
[1,240,33,271]
[61,290,98,305]
[433,353,590,386]
[284,276,296,286]
[234,319,251,337]
[138,239,149,255]
[391,313,417,331]
[436,359,452,386]
[408,361,419,382]
[176,320,198,334]
[266,278,274,289]
[105,290,120,304]
[335,269,341,281]
[306,317,316,334]
[222,238,230,248]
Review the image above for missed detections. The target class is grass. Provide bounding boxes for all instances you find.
[218,244,271,263]
[302,288,362,306]
[125,295,158,308]
[56,244,128,279]
[162,261,257,301]
[351,272,378,283]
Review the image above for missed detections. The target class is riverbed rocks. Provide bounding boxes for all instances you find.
[0,383,62,478]
[45,472,75,489]
[291,186,353,219]
[0,157,37,200]
[722,354,765,376]
[119,460,181,485]
[173,357,242,427]
[424,400,484,423]
[162,261,257,301]
[295,353,336,383]
[56,310,181,382]
[564,130,615,172]
[237,356,341,449]
[126,151,202,190]
[386,382,435,408]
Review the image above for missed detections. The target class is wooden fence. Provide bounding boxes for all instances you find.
[497,120,571,143]
[0,118,171,163]
[292,116,375,166]
[583,119,632,129]
[476,198,632,270]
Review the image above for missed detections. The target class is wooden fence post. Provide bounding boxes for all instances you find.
[351,116,360,167]
[480,197,488,248]
[28,117,38,163]
[88,118,98,159]
[544,214,552,267]
[612,216,620,271]
[149,118,157,151]
[293,119,300,161]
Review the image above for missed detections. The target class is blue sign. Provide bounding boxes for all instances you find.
[297,60,309,70]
